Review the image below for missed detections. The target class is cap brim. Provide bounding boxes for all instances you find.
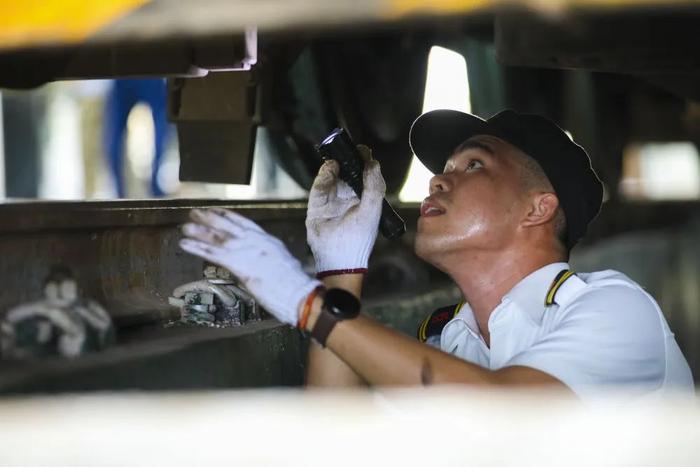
[409,109,491,174]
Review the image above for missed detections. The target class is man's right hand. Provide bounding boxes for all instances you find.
[306,154,386,277]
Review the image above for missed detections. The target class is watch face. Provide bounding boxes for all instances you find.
[324,288,361,319]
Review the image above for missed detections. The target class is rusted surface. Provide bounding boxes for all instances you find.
[0,319,307,393]
[0,199,423,327]
[0,200,311,324]
[0,199,308,232]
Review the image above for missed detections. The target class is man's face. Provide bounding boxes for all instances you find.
[415,135,530,266]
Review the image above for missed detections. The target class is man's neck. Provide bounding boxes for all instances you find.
[443,245,565,346]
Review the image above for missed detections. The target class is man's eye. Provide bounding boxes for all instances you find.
[466,160,484,171]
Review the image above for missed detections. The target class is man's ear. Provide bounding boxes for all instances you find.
[521,193,559,228]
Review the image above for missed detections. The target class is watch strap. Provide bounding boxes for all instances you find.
[310,306,339,347]
[309,288,361,347]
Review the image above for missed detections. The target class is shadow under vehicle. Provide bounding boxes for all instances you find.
[0,0,699,392]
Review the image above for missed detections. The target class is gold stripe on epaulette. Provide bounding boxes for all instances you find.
[418,302,462,342]
[545,270,574,306]
[419,313,430,342]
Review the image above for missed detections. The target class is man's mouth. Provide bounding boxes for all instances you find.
[420,198,446,217]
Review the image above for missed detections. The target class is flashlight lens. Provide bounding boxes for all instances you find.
[320,128,344,147]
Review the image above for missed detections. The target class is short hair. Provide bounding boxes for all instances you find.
[517,153,568,249]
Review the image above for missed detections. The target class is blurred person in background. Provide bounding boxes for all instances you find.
[179,109,694,400]
[103,78,169,197]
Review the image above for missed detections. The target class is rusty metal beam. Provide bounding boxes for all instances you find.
[0,200,311,323]
[0,200,425,325]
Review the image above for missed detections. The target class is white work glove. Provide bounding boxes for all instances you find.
[306,154,386,277]
[179,208,321,326]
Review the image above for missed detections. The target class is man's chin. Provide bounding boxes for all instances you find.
[414,231,460,272]
[414,235,436,263]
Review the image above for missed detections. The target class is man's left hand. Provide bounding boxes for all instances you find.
[306,154,385,276]
[179,208,321,326]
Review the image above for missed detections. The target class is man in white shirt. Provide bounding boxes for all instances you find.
[179,109,693,399]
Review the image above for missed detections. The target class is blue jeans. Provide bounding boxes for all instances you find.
[104,79,169,197]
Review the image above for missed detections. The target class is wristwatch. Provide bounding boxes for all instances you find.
[310,288,361,347]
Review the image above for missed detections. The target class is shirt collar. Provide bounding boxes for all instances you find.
[453,301,480,336]
[454,262,570,334]
[503,262,570,324]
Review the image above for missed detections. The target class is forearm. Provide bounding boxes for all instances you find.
[311,311,491,386]
[305,301,569,388]
[304,274,366,387]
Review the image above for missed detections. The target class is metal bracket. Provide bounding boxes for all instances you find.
[0,265,114,359]
[168,265,261,327]
[168,69,259,184]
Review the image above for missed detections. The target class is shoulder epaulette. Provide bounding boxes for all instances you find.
[545,269,581,306]
[417,303,461,342]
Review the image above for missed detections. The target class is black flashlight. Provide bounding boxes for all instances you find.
[315,128,406,240]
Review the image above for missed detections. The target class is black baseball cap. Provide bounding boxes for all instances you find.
[409,109,604,250]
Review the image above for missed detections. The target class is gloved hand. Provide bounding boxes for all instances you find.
[306,151,386,277]
[180,208,321,326]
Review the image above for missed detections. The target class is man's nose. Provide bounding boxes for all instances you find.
[429,174,450,195]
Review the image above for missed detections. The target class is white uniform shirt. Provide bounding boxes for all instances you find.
[436,262,694,399]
